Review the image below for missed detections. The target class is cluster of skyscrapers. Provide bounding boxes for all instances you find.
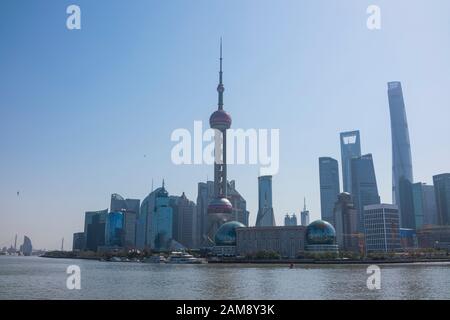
[319,82,450,253]
[73,47,450,258]
[1,235,33,256]
[73,44,250,253]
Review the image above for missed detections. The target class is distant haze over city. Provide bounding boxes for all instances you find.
[1,0,450,250]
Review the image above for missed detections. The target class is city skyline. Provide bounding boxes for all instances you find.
[2,1,450,250]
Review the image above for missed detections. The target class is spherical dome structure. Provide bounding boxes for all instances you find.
[207,197,233,214]
[306,220,336,245]
[210,109,232,131]
[215,221,245,246]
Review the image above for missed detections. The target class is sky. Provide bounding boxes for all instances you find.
[1,0,450,250]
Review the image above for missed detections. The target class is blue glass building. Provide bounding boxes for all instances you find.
[319,157,340,226]
[340,131,361,194]
[105,212,124,247]
[151,183,173,251]
[84,209,108,251]
[433,174,450,226]
[351,154,381,232]
[388,82,414,228]
[412,183,438,228]
[256,175,275,227]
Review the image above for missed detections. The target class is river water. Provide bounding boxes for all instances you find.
[1,256,449,299]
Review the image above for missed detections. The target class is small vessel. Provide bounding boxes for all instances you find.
[167,251,206,264]
[110,256,122,262]
[143,255,167,264]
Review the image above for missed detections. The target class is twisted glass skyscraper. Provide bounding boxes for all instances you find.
[388,82,414,229]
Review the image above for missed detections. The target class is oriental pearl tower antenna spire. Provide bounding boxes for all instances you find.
[206,38,233,244]
[218,38,224,110]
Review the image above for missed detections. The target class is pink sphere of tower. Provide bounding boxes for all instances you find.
[210,109,232,131]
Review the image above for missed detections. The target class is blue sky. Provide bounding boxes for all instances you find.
[1,0,450,250]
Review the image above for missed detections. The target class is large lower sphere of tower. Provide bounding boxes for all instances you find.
[210,109,232,131]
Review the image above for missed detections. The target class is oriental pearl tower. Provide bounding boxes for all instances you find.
[206,39,233,242]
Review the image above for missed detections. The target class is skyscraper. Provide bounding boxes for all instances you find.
[110,194,140,248]
[351,154,381,232]
[123,211,137,248]
[412,183,438,228]
[207,40,234,239]
[84,209,108,252]
[319,157,340,226]
[137,184,164,250]
[301,198,310,226]
[196,181,214,246]
[364,204,401,253]
[340,130,361,194]
[169,192,197,249]
[20,236,32,256]
[72,232,85,251]
[388,81,414,228]
[151,182,173,251]
[284,214,297,226]
[433,174,450,226]
[227,180,250,227]
[333,192,360,252]
[110,194,140,214]
[256,175,276,227]
[105,212,124,247]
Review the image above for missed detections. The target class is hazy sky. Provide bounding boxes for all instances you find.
[1,0,450,250]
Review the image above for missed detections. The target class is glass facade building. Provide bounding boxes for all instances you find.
[137,187,160,250]
[214,221,245,246]
[84,209,108,252]
[21,236,33,256]
[433,174,450,226]
[72,232,85,251]
[351,154,381,233]
[151,186,173,251]
[227,180,250,227]
[364,204,401,253]
[284,214,297,226]
[319,157,340,226]
[105,212,124,247]
[169,192,197,249]
[388,82,414,228]
[412,183,438,228]
[196,181,215,247]
[110,194,140,248]
[256,175,276,227]
[333,192,360,252]
[340,130,361,194]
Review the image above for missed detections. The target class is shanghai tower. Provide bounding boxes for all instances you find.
[206,39,233,241]
[388,81,415,229]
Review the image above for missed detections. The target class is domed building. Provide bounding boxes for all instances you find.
[212,221,245,256]
[305,220,339,253]
[215,221,245,246]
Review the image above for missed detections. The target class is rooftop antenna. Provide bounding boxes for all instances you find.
[217,37,224,110]
[151,178,154,192]
[303,197,307,211]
